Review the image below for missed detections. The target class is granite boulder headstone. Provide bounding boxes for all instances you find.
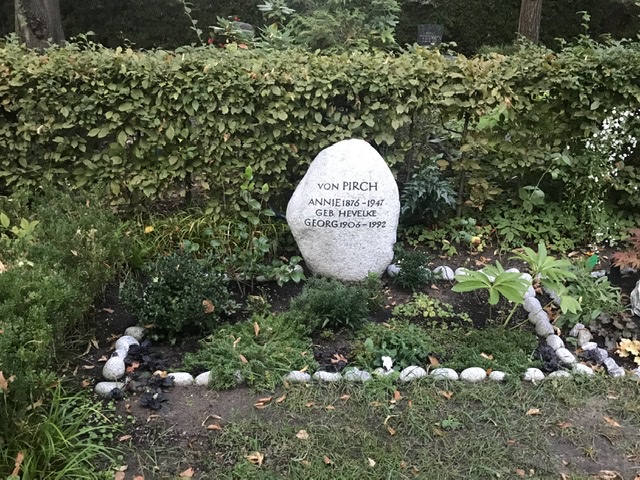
[286,139,400,281]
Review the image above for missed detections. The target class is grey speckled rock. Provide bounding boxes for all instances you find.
[111,348,129,359]
[94,381,125,398]
[399,366,428,382]
[569,323,586,337]
[115,335,139,352]
[286,139,400,282]
[604,357,621,372]
[555,348,576,366]
[460,367,487,383]
[546,335,564,351]
[284,371,312,383]
[577,329,593,346]
[529,310,548,325]
[523,368,545,382]
[506,267,520,273]
[313,371,342,382]
[520,273,533,283]
[581,341,598,351]
[169,372,194,386]
[632,279,640,316]
[434,266,455,281]
[430,368,459,380]
[523,285,536,298]
[195,371,211,386]
[547,370,572,379]
[535,319,555,337]
[573,364,595,376]
[595,348,609,363]
[489,371,507,382]
[343,368,372,382]
[523,297,542,314]
[102,356,126,380]
[608,367,625,378]
[124,326,145,341]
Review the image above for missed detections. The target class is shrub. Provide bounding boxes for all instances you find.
[353,319,440,371]
[391,246,435,291]
[121,250,237,342]
[182,310,315,390]
[289,276,382,331]
[400,162,456,226]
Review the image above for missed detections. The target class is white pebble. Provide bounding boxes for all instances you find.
[284,371,312,383]
[520,273,533,283]
[547,370,572,379]
[94,381,125,398]
[535,319,555,337]
[577,329,593,346]
[386,264,401,277]
[169,372,194,386]
[573,364,595,376]
[523,285,536,298]
[454,267,469,277]
[460,367,487,383]
[434,266,455,281]
[489,371,507,382]
[313,371,342,382]
[195,371,211,386]
[555,348,576,366]
[609,367,625,378]
[506,267,520,273]
[111,348,129,359]
[528,310,548,325]
[115,335,139,352]
[546,335,564,351]
[373,367,396,377]
[523,297,542,314]
[399,366,428,382]
[523,368,545,382]
[343,368,372,383]
[590,270,606,278]
[581,341,598,351]
[430,368,459,380]
[102,356,126,380]
[569,323,585,337]
[124,326,146,341]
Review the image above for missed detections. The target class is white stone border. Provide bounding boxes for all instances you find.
[94,267,633,398]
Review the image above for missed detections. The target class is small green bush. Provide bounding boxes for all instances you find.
[121,250,237,342]
[353,319,441,371]
[183,310,315,390]
[392,292,472,329]
[289,275,382,331]
[392,247,435,291]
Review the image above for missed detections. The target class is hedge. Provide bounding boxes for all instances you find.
[0,38,639,216]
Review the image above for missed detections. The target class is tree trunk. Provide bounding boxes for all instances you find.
[518,0,543,43]
[15,0,65,50]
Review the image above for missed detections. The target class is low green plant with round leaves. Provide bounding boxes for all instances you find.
[121,250,237,342]
[392,293,472,330]
[353,319,441,371]
[289,276,382,331]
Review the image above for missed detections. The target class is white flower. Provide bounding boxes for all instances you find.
[381,356,393,372]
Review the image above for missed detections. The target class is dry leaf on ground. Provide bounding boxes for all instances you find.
[603,416,622,427]
[11,451,24,477]
[438,390,453,400]
[179,467,194,477]
[296,430,310,440]
[118,435,132,442]
[323,455,333,465]
[253,321,260,336]
[526,408,541,416]
[368,458,376,468]
[207,424,222,431]
[246,452,264,466]
[114,473,125,480]
[275,394,287,403]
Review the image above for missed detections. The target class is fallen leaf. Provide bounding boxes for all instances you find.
[153,370,168,378]
[603,416,622,427]
[299,365,308,373]
[526,408,541,416]
[433,427,446,437]
[325,405,335,411]
[275,394,287,403]
[207,424,222,431]
[596,470,623,479]
[144,225,154,234]
[146,414,160,422]
[387,426,396,436]
[393,390,402,401]
[233,337,241,348]
[258,396,273,403]
[202,299,215,314]
[557,422,573,429]
[368,457,376,468]
[246,452,264,466]
[480,352,494,360]
[331,353,348,364]
[179,467,194,477]
[506,439,517,445]
[81,364,95,370]
[102,308,114,314]
[126,361,140,373]
[339,394,351,401]
[254,402,267,409]
[305,401,314,408]
[11,451,24,477]
[125,403,132,414]
[438,390,453,400]
[0,371,15,392]
[81,379,91,388]
[133,476,145,480]
[98,355,109,362]
[114,473,125,480]
[515,468,526,477]
[239,354,248,364]
[118,435,132,442]
[430,284,439,290]
[323,455,333,465]
[253,321,260,336]
[296,430,310,440]
[300,460,311,467]
[428,355,440,366]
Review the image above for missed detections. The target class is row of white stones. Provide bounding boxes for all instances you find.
[94,266,632,398]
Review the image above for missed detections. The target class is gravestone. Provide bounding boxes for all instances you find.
[417,24,444,47]
[286,139,400,282]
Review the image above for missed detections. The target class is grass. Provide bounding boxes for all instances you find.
[126,376,640,479]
